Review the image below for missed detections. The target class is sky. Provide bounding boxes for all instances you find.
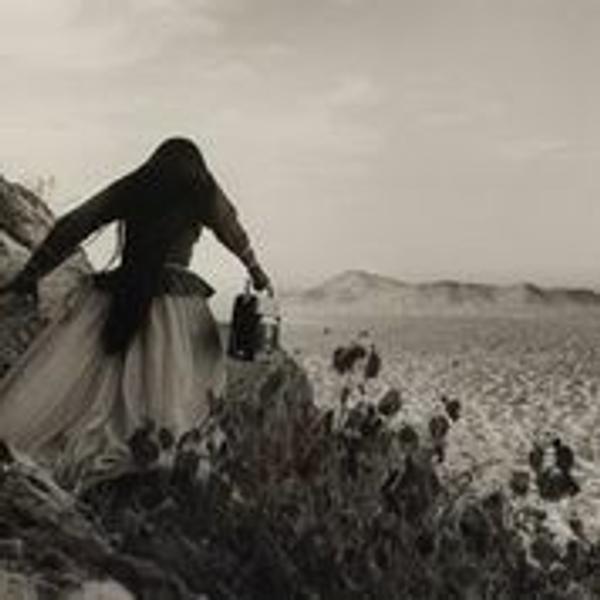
[1,0,599,314]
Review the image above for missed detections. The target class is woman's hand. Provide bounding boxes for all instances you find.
[248,263,273,295]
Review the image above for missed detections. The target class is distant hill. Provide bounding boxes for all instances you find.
[281,269,600,321]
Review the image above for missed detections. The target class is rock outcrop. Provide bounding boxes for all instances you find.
[0,174,91,287]
[0,175,92,377]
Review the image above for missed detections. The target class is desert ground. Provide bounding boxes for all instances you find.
[284,314,600,536]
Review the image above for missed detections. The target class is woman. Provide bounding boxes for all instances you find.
[0,137,272,489]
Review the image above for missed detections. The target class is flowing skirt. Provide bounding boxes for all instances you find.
[0,271,226,489]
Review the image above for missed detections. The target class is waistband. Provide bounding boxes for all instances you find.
[92,264,215,298]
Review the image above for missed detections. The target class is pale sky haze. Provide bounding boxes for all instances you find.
[1,0,599,315]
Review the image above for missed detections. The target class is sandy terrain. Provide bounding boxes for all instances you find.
[284,314,600,536]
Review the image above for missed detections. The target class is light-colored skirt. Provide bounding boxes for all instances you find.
[0,270,226,489]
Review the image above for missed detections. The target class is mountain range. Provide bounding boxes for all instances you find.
[281,270,600,321]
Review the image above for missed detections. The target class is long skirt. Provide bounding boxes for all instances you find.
[0,271,226,490]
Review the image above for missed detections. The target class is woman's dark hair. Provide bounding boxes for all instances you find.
[101,137,216,354]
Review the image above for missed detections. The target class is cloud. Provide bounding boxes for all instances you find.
[417,101,505,128]
[208,100,384,168]
[196,72,386,184]
[323,75,384,110]
[498,138,570,161]
[418,109,473,127]
[0,0,222,70]
[397,81,507,131]
[329,0,365,6]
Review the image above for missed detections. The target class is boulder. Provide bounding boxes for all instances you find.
[65,580,133,599]
[0,175,92,377]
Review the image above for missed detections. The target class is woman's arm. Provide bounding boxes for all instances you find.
[5,179,126,295]
[205,183,272,293]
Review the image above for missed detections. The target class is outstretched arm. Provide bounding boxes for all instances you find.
[5,179,126,295]
[206,182,272,293]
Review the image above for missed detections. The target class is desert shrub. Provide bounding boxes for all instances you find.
[3,349,600,599]
[87,349,599,597]
[198,350,600,599]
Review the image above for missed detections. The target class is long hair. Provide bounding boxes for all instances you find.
[100,137,216,355]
